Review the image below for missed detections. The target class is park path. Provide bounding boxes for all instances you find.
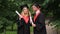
[46,24,57,34]
[45,20,57,34]
[31,25,57,34]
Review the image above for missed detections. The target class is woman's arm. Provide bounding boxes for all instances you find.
[16,11,23,27]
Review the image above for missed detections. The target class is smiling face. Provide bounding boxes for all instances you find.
[32,5,38,12]
[22,7,29,14]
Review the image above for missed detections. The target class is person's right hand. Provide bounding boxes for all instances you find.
[19,15,23,18]
[19,14,23,20]
[32,23,36,27]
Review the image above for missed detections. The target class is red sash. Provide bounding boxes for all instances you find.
[34,13,40,22]
[22,16,29,24]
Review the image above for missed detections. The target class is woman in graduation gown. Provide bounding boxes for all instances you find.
[17,4,32,34]
[32,3,47,34]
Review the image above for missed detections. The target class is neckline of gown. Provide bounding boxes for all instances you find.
[22,16,30,24]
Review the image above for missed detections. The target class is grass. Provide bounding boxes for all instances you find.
[30,26,33,32]
[2,31,17,34]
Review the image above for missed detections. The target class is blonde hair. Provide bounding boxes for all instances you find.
[21,11,31,17]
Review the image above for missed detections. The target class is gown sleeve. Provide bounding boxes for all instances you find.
[17,17,23,28]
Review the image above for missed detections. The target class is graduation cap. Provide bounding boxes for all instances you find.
[20,4,29,10]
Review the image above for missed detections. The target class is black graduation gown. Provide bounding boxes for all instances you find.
[33,13,47,34]
[17,17,30,34]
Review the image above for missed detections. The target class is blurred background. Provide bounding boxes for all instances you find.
[0,0,60,34]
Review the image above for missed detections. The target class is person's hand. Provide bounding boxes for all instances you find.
[19,15,23,20]
[19,15,23,18]
[32,23,36,27]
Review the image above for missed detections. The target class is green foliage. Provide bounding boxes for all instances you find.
[0,0,60,33]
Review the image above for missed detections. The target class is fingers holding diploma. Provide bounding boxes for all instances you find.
[15,11,23,20]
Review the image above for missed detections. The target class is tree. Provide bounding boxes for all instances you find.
[0,0,60,33]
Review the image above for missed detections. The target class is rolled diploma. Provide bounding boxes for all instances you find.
[16,11,34,24]
[15,11,22,18]
[30,16,34,24]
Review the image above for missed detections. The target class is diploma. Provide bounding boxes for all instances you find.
[30,16,34,24]
[15,11,22,18]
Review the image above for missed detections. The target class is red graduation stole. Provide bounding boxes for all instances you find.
[22,16,29,24]
[34,13,40,22]
[34,15,37,22]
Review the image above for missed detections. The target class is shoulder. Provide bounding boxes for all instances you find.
[39,13,44,16]
[38,13,45,18]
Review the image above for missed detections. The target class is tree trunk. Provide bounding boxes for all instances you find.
[4,26,6,34]
[11,24,14,31]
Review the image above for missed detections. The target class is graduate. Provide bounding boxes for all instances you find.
[32,3,47,34]
[17,4,31,34]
